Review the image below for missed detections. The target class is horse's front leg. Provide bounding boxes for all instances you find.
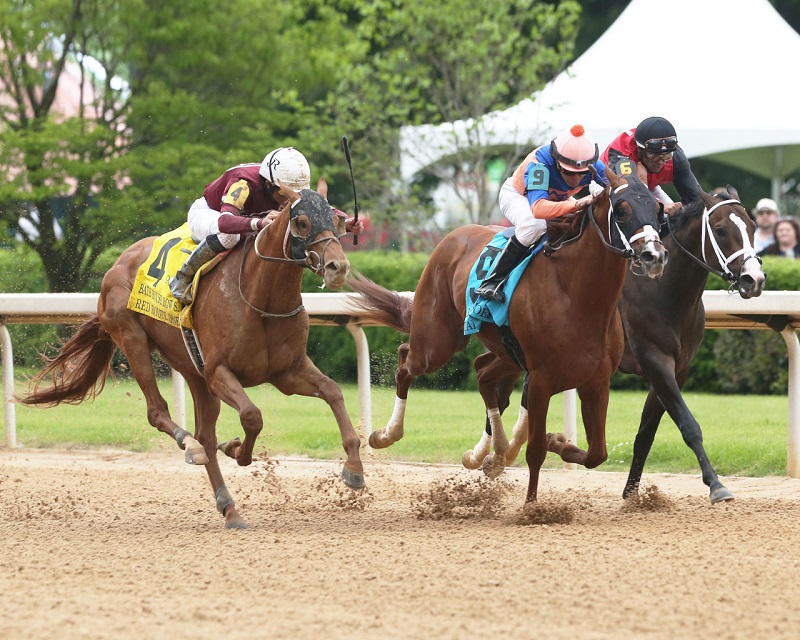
[204,365,262,467]
[644,361,733,504]
[546,381,609,468]
[185,377,247,529]
[623,387,666,499]
[524,376,551,503]
[273,356,365,490]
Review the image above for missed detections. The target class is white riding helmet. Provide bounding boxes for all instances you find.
[259,147,311,191]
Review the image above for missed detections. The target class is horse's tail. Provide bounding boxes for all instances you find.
[347,272,413,334]
[15,316,116,407]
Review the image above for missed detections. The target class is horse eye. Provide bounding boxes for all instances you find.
[714,227,727,239]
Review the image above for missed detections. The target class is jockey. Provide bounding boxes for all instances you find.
[169,147,363,305]
[475,124,606,303]
[601,116,701,216]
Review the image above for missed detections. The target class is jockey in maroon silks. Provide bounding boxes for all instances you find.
[169,147,362,305]
[601,116,701,217]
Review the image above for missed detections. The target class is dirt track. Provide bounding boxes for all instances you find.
[2,448,800,640]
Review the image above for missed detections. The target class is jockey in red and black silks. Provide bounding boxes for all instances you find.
[601,116,701,216]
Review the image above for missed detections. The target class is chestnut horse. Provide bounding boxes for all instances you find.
[464,186,766,503]
[17,180,364,529]
[348,169,668,504]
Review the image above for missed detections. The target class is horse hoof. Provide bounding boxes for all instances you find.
[481,455,505,479]
[184,449,209,465]
[462,450,481,470]
[368,431,391,449]
[217,437,241,459]
[341,467,366,490]
[225,516,248,530]
[710,486,734,504]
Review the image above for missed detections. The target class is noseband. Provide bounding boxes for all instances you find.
[666,198,761,290]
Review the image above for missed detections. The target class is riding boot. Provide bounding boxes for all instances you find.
[169,237,223,305]
[475,235,528,303]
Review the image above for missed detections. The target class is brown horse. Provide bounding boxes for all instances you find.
[17,180,364,529]
[348,168,668,504]
[464,186,767,504]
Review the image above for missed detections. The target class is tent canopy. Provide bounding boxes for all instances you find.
[400,0,800,199]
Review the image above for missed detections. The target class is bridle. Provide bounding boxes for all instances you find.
[238,195,344,318]
[666,198,762,291]
[587,181,664,275]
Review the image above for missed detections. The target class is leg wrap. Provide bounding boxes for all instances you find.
[215,485,235,515]
[175,428,190,450]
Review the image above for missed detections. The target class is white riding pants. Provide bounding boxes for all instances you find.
[187,197,241,249]
[498,178,547,247]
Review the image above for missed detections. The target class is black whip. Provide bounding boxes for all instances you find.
[341,136,359,245]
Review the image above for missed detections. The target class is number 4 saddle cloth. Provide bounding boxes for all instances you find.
[126,223,223,330]
[463,228,545,336]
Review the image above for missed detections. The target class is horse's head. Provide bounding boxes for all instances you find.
[594,167,668,279]
[692,187,765,298]
[279,179,351,289]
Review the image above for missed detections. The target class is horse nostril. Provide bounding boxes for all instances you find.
[739,274,755,291]
[640,250,656,264]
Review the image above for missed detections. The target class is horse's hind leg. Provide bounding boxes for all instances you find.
[370,326,469,449]
[273,356,364,489]
[107,320,207,465]
[463,353,522,477]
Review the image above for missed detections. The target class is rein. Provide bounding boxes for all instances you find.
[666,198,761,290]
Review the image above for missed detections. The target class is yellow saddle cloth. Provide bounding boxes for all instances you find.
[126,223,222,329]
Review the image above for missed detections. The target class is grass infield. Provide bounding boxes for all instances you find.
[11,375,789,477]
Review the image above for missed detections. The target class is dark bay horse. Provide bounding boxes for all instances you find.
[17,180,364,528]
[464,186,766,503]
[348,169,668,504]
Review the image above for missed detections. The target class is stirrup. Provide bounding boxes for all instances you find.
[476,281,506,303]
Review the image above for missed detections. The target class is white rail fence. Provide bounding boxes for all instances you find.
[1,291,800,476]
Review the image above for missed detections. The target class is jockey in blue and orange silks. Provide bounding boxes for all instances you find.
[475,124,607,302]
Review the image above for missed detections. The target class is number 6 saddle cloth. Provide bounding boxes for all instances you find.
[126,223,224,331]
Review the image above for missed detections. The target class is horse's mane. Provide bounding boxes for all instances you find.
[546,209,588,246]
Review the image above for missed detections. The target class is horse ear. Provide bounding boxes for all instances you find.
[726,184,740,201]
[316,177,328,198]
[700,190,716,208]
[635,161,648,184]
[605,165,622,189]
[278,180,301,203]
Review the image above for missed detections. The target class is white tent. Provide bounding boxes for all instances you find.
[400,0,800,206]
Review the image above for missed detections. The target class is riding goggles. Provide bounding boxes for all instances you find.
[637,136,678,153]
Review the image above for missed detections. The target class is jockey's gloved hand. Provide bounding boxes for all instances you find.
[589,181,606,198]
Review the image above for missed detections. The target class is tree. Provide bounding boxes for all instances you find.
[0,0,361,291]
[323,0,582,229]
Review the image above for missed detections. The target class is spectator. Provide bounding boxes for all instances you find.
[752,197,780,253]
[758,217,800,259]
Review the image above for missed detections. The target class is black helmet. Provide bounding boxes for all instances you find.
[635,116,678,153]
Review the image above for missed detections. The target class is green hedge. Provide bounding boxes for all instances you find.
[3,246,799,394]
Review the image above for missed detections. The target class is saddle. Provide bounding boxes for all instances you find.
[126,223,226,373]
[464,229,545,336]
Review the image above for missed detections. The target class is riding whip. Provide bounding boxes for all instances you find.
[341,136,360,245]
